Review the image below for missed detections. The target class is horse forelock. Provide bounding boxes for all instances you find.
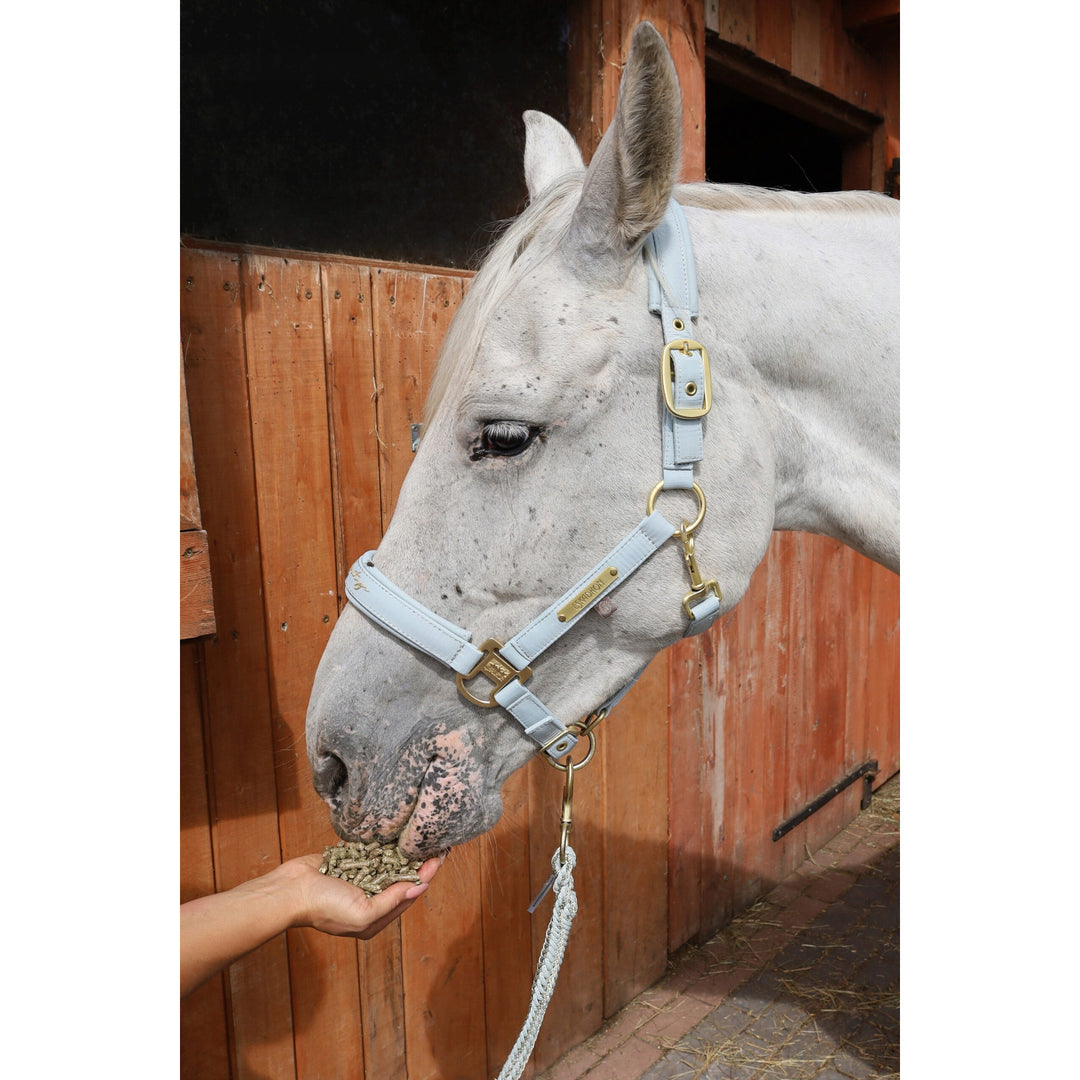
[424,172,584,423]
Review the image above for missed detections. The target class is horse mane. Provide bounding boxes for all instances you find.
[675,181,899,216]
[423,175,898,422]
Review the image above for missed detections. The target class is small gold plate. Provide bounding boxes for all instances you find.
[557,567,619,623]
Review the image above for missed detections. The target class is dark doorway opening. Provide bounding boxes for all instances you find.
[705,81,844,193]
[181,0,569,267]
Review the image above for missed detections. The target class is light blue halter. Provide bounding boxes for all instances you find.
[344,201,722,760]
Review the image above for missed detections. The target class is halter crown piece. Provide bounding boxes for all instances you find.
[343,200,722,761]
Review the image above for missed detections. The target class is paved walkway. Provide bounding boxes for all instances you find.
[538,776,900,1080]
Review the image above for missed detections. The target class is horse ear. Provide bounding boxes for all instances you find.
[565,22,682,284]
[523,111,585,202]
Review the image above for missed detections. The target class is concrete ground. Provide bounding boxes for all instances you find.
[537,776,900,1080]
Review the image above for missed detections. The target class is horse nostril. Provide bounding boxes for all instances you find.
[313,751,348,799]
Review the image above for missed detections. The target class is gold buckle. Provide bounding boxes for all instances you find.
[456,639,532,708]
[660,339,712,419]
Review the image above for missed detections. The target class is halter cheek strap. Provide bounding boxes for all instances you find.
[343,199,722,758]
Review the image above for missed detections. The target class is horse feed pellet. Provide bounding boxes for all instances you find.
[319,839,423,895]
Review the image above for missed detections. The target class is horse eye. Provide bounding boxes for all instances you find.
[472,421,540,460]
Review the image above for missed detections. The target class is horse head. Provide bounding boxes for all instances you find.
[305,22,899,859]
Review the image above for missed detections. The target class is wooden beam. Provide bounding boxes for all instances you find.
[180,530,216,639]
[706,37,881,138]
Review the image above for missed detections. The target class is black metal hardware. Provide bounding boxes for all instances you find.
[772,760,878,842]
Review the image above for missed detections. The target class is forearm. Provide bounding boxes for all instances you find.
[181,871,298,997]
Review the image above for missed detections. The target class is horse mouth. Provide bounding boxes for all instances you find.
[320,751,488,861]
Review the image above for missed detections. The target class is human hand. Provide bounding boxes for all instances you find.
[276,850,446,940]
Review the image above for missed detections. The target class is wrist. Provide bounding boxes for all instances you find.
[233,862,307,934]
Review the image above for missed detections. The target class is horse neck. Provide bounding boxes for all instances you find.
[690,203,900,571]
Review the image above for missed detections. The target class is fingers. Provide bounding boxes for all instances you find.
[356,852,448,937]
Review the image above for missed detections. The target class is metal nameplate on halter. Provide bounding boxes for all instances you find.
[456,639,532,708]
[556,567,618,623]
[661,339,712,420]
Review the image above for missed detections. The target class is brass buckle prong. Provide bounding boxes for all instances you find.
[456,638,532,708]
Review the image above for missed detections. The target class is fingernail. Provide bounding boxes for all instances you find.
[405,882,429,900]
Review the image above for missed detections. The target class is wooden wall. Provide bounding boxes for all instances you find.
[180,237,898,1079]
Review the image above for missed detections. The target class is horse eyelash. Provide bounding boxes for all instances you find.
[470,421,543,461]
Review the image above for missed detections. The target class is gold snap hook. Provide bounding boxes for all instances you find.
[559,758,575,865]
[678,520,722,618]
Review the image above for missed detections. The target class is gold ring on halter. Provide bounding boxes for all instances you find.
[646,480,707,535]
[545,728,598,771]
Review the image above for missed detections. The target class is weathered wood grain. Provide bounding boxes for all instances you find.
[181,247,297,1080]
[180,641,230,1080]
[602,654,671,1014]
[240,251,364,1077]
[180,530,216,640]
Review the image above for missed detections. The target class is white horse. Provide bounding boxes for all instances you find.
[306,22,898,859]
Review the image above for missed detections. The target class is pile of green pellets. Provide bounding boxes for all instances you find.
[319,839,423,895]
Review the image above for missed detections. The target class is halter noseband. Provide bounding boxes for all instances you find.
[343,201,722,760]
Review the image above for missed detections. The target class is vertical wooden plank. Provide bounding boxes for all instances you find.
[698,610,738,940]
[180,641,231,1080]
[791,0,822,86]
[729,561,769,912]
[845,552,874,775]
[770,533,807,882]
[818,0,842,97]
[804,537,849,853]
[181,359,203,531]
[667,636,703,951]
[365,266,486,1080]
[241,250,365,1078]
[755,0,793,71]
[602,655,670,1015]
[400,841,487,1080]
[601,1,706,180]
[867,561,900,785]
[181,247,297,1080]
[528,744,605,1071]
[355,930,405,1080]
[713,0,756,50]
[372,268,464,522]
[667,0,707,181]
[782,533,812,843]
[757,534,793,889]
[322,262,382,588]
[480,768,536,1078]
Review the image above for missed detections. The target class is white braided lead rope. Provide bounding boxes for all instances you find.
[494,847,579,1080]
